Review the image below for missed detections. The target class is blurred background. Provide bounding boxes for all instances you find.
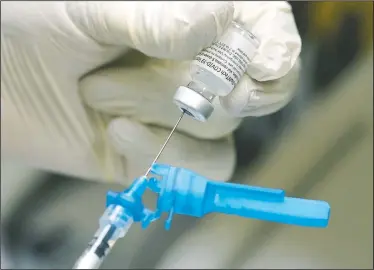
[1,2,373,269]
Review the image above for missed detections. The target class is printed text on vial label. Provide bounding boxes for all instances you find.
[193,40,252,89]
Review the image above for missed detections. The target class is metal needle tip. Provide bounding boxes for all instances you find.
[144,111,185,177]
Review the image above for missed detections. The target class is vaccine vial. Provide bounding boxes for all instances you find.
[173,21,260,121]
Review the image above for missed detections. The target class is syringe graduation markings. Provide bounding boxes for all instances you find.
[144,111,185,177]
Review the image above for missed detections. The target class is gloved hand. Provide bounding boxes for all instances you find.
[1,1,301,184]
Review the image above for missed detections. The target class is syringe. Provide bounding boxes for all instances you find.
[73,205,133,269]
[73,110,184,269]
[73,175,149,269]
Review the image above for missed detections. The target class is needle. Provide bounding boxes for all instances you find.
[144,111,185,177]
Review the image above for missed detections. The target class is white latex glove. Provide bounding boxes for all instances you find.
[1,1,301,185]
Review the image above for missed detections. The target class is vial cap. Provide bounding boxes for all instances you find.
[173,86,214,122]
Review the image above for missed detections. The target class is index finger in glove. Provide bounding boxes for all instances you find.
[66,1,234,60]
[107,117,236,182]
[234,1,302,81]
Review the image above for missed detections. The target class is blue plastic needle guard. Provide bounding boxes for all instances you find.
[106,164,330,230]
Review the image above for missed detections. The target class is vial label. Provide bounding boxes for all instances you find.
[192,30,259,93]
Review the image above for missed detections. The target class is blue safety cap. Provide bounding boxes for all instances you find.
[106,176,153,223]
[145,164,331,230]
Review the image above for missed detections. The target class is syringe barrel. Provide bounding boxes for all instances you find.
[73,224,117,269]
[98,205,133,238]
[73,205,133,269]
